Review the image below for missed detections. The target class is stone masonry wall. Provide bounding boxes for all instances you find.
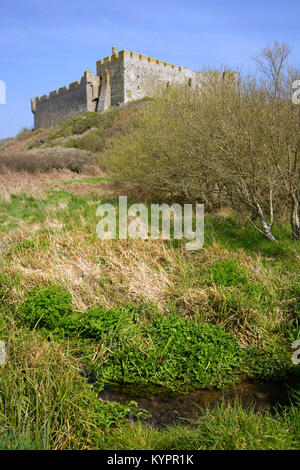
[31,47,237,128]
[96,48,126,110]
[31,71,99,128]
[122,51,200,102]
[96,48,202,111]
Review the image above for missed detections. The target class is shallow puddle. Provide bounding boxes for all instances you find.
[97,380,292,428]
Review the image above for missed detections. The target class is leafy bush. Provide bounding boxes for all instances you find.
[244,346,291,381]
[18,285,72,330]
[91,315,247,390]
[17,286,291,391]
[18,287,137,341]
[65,129,105,153]
[61,304,134,340]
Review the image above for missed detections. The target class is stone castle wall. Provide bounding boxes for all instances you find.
[31,71,99,128]
[123,51,199,102]
[96,48,201,108]
[31,47,236,129]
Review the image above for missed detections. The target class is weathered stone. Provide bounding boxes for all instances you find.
[31,47,231,129]
[31,71,99,128]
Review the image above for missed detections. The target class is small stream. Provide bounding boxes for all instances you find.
[97,380,292,428]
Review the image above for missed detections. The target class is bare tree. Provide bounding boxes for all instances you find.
[186,73,282,241]
[253,41,292,102]
[102,45,300,242]
[253,41,300,240]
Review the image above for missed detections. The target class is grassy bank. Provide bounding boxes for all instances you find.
[0,105,299,450]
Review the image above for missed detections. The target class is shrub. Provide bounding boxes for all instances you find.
[18,285,72,330]
[61,304,134,340]
[91,315,247,390]
[65,129,105,153]
[0,147,94,173]
[18,289,138,341]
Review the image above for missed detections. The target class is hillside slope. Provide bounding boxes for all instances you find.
[0,99,299,450]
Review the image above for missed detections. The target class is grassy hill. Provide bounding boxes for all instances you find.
[0,101,299,450]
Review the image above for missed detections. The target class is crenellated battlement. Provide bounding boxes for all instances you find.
[31,46,235,129]
[96,49,184,71]
[32,72,97,106]
[31,70,100,128]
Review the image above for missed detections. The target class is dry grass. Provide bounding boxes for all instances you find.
[0,167,107,199]
[0,219,285,347]
[2,232,174,311]
[0,159,292,348]
[0,169,80,198]
[0,147,96,174]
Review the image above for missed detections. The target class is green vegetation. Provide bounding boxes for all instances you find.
[18,285,72,330]
[97,395,300,450]
[0,41,299,450]
[16,291,246,389]
[0,325,146,450]
[14,283,292,391]
[101,42,300,242]
[206,259,250,287]
[25,102,148,153]
[1,268,297,449]
[89,316,245,389]
[65,129,106,153]
[49,110,119,140]
[0,194,298,450]
[0,190,104,233]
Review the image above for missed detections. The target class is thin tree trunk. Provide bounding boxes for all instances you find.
[254,194,278,242]
[258,213,278,242]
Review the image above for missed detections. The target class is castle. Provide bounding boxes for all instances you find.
[31,47,235,129]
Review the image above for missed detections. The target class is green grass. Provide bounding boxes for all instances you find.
[15,286,293,391]
[97,398,300,450]
[49,110,119,141]
[49,176,111,186]
[1,98,299,450]
[0,185,299,449]
[65,129,106,153]
[205,213,299,264]
[0,190,115,234]
[0,324,146,450]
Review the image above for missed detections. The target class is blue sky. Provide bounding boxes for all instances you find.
[0,0,300,138]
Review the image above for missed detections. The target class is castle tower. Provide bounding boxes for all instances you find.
[31,46,234,128]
